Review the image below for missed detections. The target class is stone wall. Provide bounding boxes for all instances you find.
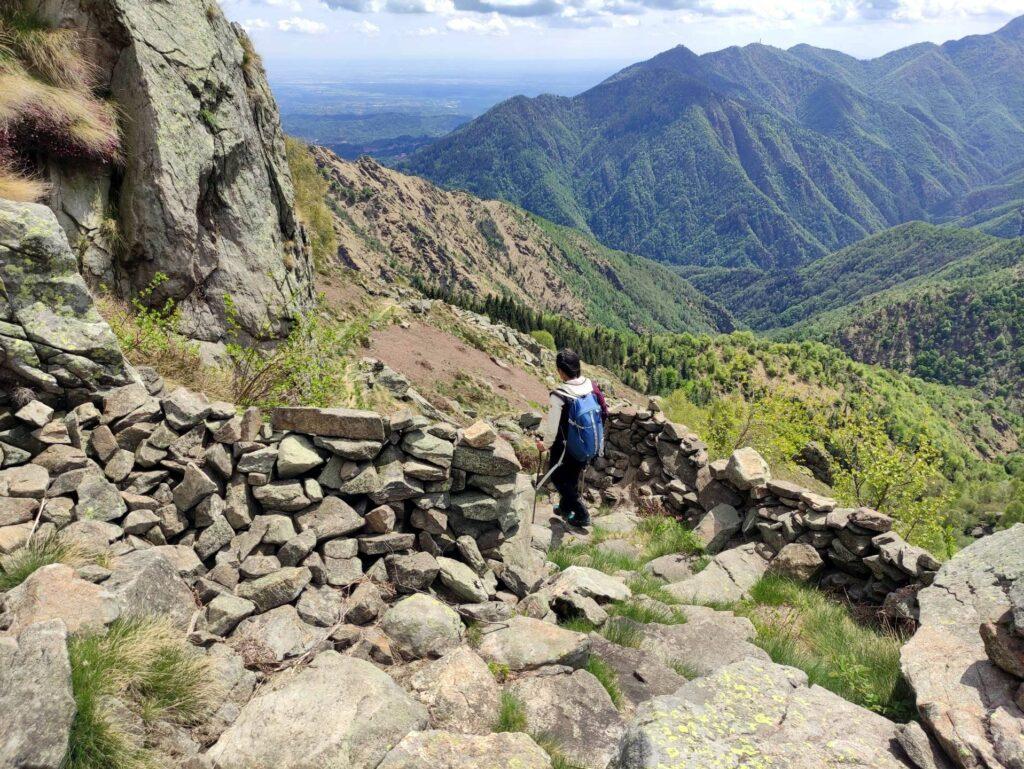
[0,379,544,648]
[590,403,940,612]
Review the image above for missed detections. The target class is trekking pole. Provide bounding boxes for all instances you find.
[531,444,545,521]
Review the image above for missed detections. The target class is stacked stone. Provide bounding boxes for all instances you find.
[591,404,941,607]
[0,381,536,650]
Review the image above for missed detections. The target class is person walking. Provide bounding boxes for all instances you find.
[535,348,607,527]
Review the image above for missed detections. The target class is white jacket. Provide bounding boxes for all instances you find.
[541,376,595,449]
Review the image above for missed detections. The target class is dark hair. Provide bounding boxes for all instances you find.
[556,348,581,379]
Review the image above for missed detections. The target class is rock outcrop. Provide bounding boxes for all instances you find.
[0,201,135,394]
[901,524,1024,769]
[27,0,313,342]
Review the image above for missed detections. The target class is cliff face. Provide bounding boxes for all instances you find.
[27,0,314,342]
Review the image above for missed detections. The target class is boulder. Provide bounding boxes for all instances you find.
[381,594,464,660]
[587,635,687,711]
[229,605,319,663]
[207,652,427,769]
[642,554,694,583]
[276,435,324,479]
[693,503,741,553]
[0,620,76,769]
[901,525,1024,769]
[295,496,364,540]
[451,438,520,476]
[403,647,502,734]
[545,565,631,604]
[0,201,134,392]
[636,606,770,677]
[477,616,589,671]
[104,549,197,629]
[724,447,770,490]
[401,430,454,469]
[378,731,551,769]
[770,543,824,582]
[665,543,769,604]
[207,594,256,636]
[386,552,440,593]
[2,563,120,634]
[461,421,497,449]
[436,556,489,603]
[611,658,914,769]
[509,669,625,769]
[236,567,312,613]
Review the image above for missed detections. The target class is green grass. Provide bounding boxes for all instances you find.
[584,654,623,709]
[531,734,585,769]
[465,621,483,649]
[607,599,685,626]
[668,659,700,680]
[494,691,528,733]
[728,575,914,720]
[0,534,101,592]
[548,516,704,577]
[66,618,218,769]
[488,662,511,683]
[599,617,645,649]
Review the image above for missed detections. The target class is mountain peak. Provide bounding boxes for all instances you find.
[996,14,1024,39]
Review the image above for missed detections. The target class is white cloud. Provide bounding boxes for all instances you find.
[241,17,271,30]
[265,0,305,9]
[353,19,383,32]
[412,24,443,32]
[277,15,329,32]
[446,12,511,31]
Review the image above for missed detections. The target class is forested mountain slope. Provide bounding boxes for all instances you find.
[402,17,1024,271]
[312,146,733,335]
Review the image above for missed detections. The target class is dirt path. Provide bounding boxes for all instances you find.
[368,320,551,414]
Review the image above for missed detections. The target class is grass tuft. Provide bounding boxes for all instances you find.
[66,618,218,769]
[584,654,623,709]
[607,599,685,626]
[285,136,338,271]
[730,575,914,720]
[668,659,700,680]
[0,534,99,592]
[599,617,645,649]
[494,691,528,733]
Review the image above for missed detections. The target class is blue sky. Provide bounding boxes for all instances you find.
[220,0,1024,66]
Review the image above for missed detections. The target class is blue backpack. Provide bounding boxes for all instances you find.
[562,391,605,463]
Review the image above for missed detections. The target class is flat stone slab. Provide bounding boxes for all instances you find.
[477,615,589,671]
[611,657,915,769]
[665,543,769,604]
[271,407,386,441]
[636,606,770,677]
[901,524,1024,769]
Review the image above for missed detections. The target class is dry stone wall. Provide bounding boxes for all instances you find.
[0,376,541,653]
[591,403,940,612]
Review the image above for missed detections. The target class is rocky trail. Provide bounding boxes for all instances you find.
[1,361,1022,768]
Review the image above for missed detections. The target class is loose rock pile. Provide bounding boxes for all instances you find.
[591,404,940,613]
[0,379,538,661]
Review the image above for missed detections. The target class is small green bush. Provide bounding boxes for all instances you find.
[530,329,556,351]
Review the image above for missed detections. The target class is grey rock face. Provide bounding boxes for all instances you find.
[403,647,502,735]
[636,606,770,678]
[509,669,626,769]
[236,567,312,612]
[901,525,1024,769]
[665,543,769,604]
[378,730,552,769]
[3,563,120,634]
[208,651,427,769]
[611,658,913,769]
[104,549,197,629]
[32,1,313,342]
[0,201,135,393]
[0,620,76,769]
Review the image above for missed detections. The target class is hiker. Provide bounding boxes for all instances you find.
[535,348,608,527]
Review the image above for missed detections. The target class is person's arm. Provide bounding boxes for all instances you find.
[540,392,564,449]
[592,382,609,423]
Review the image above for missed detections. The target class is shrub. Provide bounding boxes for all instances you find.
[530,329,556,351]
[66,618,218,769]
[285,136,338,271]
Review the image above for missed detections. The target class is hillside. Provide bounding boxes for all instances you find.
[312,146,733,335]
[401,18,1024,271]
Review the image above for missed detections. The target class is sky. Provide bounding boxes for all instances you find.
[220,0,1024,67]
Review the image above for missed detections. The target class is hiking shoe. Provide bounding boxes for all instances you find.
[567,512,591,528]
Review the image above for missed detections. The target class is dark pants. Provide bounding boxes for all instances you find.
[549,448,588,521]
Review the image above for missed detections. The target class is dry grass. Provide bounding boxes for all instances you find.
[0,534,102,591]
[0,6,120,165]
[0,161,47,201]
